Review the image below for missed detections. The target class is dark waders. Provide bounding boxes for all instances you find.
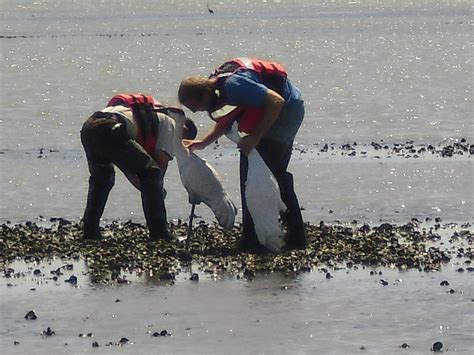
[80,112,171,241]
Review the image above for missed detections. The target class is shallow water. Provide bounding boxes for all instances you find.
[1,256,473,354]
[1,146,473,225]
[1,1,473,354]
[1,0,472,225]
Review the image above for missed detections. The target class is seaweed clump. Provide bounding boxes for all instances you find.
[0,219,471,282]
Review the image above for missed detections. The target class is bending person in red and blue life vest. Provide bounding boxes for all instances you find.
[80,93,197,241]
[178,57,307,250]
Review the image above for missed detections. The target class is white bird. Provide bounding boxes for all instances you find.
[160,107,237,241]
[225,123,286,253]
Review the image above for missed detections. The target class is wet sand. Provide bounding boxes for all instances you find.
[1,220,473,354]
[1,139,472,225]
[1,0,473,353]
[2,219,472,279]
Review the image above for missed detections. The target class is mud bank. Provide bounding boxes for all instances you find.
[1,219,472,283]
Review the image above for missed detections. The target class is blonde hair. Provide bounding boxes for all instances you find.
[178,76,213,104]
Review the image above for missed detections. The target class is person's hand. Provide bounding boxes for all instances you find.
[183,139,207,151]
[237,135,259,156]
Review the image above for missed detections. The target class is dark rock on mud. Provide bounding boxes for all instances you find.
[24,310,37,320]
[92,341,99,347]
[440,280,450,286]
[116,276,131,284]
[244,269,255,280]
[41,327,55,336]
[159,272,175,281]
[118,337,129,345]
[4,268,15,278]
[65,275,78,285]
[432,341,443,352]
[51,268,63,276]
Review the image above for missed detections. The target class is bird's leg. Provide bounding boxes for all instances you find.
[186,204,196,249]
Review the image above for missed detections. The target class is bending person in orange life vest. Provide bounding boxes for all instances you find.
[80,94,197,241]
[178,58,307,250]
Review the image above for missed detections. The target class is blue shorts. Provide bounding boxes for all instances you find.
[264,98,304,146]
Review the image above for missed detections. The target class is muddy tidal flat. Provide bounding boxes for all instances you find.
[1,220,473,354]
[1,220,472,280]
[1,0,473,353]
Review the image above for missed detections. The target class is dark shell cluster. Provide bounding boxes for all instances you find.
[295,138,473,159]
[1,219,472,282]
[1,138,472,162]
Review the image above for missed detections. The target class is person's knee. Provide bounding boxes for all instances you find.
[90,167,115,190]
[137,165,162,187]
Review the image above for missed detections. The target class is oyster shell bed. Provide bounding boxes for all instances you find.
[1,219,472,283]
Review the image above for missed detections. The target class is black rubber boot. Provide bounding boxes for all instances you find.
[139,167,174,241]
[280,210,307,249]
[239,229,265,253]
[284,218,307,250]
[82,173,114,240]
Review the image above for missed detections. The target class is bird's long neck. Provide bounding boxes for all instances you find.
[173,118,190,161]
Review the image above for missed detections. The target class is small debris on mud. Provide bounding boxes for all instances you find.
[24,310,37,320]
[0,220,471,282]
[432,341,443,352]
[152,329,171,337]
[117,337,129,345]
[41,327,55,336]
[65,275,78,285]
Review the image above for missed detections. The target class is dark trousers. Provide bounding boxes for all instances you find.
[239,138,305,246]
[80,112,168,239]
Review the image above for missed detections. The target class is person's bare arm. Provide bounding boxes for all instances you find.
[185,113,236,151]
[237,89,284,155]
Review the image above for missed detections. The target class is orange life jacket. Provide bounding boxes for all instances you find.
[107,94,163,155]
[210,57,287,81]
[209,58,287,134]
[106,93,160,108]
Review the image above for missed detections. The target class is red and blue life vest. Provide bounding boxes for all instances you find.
[209,58,288,134]
[107,93,163,155]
